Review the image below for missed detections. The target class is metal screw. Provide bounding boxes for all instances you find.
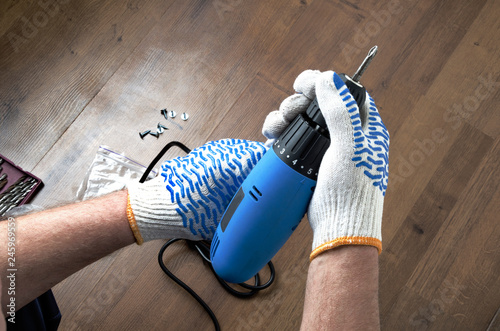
[139,130,151,139]
[149,131,160,138]
[157,123,168,134]
[181,112,189,121]
[168,110,177,118]
[161,109,169,121]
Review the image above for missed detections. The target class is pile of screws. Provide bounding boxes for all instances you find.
[139,108,189,140]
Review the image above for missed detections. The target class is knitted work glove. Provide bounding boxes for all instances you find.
[262,70,389,260]
[126,139,267,244]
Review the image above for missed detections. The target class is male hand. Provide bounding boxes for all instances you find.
[262,70,389,260]
[126,139,267,243]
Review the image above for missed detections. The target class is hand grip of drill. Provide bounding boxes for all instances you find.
[210,47,378,283]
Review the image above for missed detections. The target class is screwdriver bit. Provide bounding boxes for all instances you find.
[352,46,378,83]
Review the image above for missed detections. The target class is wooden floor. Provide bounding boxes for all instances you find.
[1,0,499,330]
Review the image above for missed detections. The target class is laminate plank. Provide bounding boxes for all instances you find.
[0,0,175,169]
[382,0,499,246]
[380,123,493,320]
[208,75,289,142]
[404,137,500,330]
[488,307,500,331]
[381,285,466,330]
[422,0,500,139]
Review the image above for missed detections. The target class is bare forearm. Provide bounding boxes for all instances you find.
[0,190,135,312]
[301,246,380,330]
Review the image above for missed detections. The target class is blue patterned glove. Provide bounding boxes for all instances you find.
[126,139,267,243]
[307,71,389,260]
[263,70,389,260]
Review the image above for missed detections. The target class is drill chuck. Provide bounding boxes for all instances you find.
[273,99,330,180]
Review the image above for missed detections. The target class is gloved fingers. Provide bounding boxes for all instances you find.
[130,139,268,242]
[262,109,288,140]
[159,139,267,174]
[364,92,389,140]
[264,139,275,149]
[355,91,390,155]
[262,92,310,140]
[316,78,390,195]
[261,70,321,141]
[279,93,311,122]
[293,69,321,99]
[314,71,361,135]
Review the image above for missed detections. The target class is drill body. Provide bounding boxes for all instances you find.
[210,100,330,283]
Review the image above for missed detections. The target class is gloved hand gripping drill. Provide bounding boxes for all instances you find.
[210,47,388,282]
[126,46,389,282]
[263,47,389,263]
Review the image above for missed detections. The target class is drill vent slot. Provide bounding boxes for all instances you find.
[210,233,220,258]
[249,186,262,201]
[253,186,262,196]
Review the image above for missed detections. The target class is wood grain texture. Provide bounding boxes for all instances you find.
[0,0,177,169]
[1,0,499,330]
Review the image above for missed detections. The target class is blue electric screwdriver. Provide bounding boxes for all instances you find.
[210,46,379,283]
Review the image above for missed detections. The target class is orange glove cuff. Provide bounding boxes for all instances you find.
[126,194,144,245]
[310,236,382,261]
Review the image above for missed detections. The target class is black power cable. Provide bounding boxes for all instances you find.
[142,141,276,331]
[158,239,275,331]
[158,239,220,330]
[139,141,191,184]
